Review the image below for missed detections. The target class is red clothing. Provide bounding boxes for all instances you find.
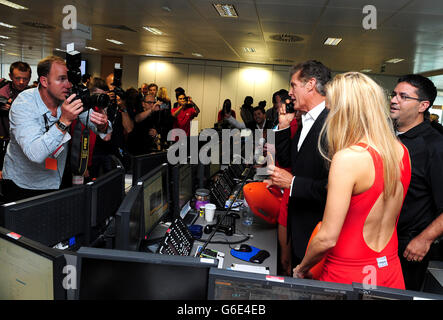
[172,106,197,136]
[218,109,236,122]
[319,143,411,289]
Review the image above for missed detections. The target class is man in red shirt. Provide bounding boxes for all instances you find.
[171,93,200,136]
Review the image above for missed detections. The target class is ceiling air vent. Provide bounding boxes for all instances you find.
[22,22,55,29]
[273,58,294,64]
[269,33,304,43]
[160,51,183,56]
[93,24,137,32]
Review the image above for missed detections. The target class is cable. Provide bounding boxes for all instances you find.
[198,165,253,257]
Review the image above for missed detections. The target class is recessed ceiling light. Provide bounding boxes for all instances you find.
[0,0,28,10]
[85,46,99,51]
[360,69,372,73]
[54,48,66,52]
[213,4,238,17]
[385,58,404,64]
[192,53,203,57]
[0,21,16,28]
[7,52,19,56]
[143,27,163,35]
[145,53,162,57]
[0,35,10,39]
[106,38,124,45]
[324,38,342,46]
[243,47,256,53]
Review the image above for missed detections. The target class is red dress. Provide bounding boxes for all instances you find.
[319,143,411,289]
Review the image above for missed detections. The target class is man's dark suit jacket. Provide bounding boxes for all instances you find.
[275,108,329,260]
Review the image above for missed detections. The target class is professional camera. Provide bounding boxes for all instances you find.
[110,66,125,100]
[0,96,9,108]
[184,96,195,109]
[280,92,295,113]
[66,52,109,111]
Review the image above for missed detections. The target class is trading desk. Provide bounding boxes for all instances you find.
[192,210,278,275]
[148,210,278,275]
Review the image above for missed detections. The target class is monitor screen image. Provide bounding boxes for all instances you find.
[114,185,144,251]
[76,247,217,300]
[0,226,68,300]
[171,164,195,218]
[207,268,354,300]
[132,151,168,186]
[139,163,169,238]
[88,167,125,229]
[178,164,193,209]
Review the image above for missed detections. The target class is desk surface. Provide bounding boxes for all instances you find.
[192,211,278,275]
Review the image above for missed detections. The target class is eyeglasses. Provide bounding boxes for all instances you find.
[143,100,155,104]
[389,91,423,102]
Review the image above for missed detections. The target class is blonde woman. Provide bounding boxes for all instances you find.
[157,87,171,110]
[293,72,411,289]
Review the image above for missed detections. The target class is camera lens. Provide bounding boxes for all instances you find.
[89,93,110,109]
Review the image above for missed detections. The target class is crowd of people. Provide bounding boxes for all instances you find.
[0,55,442,292]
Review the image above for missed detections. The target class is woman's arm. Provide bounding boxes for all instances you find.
[293,149,358,277]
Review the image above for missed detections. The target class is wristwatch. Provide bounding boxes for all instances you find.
[56,120,69,132]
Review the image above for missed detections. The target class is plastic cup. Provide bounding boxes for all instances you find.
[204,203,216,223]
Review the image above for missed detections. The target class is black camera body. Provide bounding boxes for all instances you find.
[110,67,125,100]
[66,52,109,110]
[280,93,295,113]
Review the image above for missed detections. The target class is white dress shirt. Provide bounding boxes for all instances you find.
[297,101,326,151]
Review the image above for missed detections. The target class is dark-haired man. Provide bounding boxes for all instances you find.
[0,61,32,176]
[390,74,443,291]
[267,89,288,128]
[2,56,111,202]
[267,60,331,268]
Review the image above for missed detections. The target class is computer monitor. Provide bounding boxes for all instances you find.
[114,185,144,251]
[171,163,195,219]
[87,167,125,229]
[352,282,443,300]
[207,268,356,300]
[76,247,218,299]
[0,185,90,248]
[131,151,168,186]
[139,163,170,239]
[0,226,70,300]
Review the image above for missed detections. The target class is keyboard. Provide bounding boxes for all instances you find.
[158,217,194,256]
[216,214,236,235]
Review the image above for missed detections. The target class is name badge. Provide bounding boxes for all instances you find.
[377,256,388,268]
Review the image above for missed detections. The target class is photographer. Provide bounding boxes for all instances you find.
[1,56,111,203]
[0,61,32,178]
[171,93,200,136]
[90,73,134,175]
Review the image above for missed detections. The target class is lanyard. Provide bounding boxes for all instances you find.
[43,114,51,132]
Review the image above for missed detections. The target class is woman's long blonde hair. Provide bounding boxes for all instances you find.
[319,72,401,198]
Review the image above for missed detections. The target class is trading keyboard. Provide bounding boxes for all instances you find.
[216,214,236,235]
[158,217,194,256]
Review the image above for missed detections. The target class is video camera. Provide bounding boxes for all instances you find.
[66,52,109,111]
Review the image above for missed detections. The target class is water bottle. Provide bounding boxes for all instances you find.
[242,200,254,226]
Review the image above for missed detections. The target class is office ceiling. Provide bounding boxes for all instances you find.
[0,0,443,86]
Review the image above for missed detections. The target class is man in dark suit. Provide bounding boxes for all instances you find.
[267,60,331,268]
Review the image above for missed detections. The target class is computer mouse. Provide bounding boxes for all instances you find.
[236,244,252,252]
[203,224,214,234]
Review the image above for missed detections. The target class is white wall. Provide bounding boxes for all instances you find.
[137,57,291,131]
